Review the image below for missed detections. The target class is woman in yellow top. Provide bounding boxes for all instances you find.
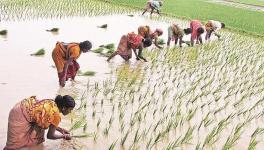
[52,40,92,87]
[4,95,75,150]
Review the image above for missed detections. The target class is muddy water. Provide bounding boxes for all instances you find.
[0,14,195,149]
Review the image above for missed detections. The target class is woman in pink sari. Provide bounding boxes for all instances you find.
[4,95,75,150]
[107,32,152,62]
[190,20,205,46]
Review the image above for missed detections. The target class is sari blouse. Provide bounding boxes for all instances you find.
[21,96,61,129]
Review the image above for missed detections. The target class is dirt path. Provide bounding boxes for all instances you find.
[210,0,264,11]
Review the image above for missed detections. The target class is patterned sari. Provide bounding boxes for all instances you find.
[52,42,81,83]
[4,96,61,150]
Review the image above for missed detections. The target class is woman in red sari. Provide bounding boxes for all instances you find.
[4,95,75,150]
[190,20,205,46]
[107,32,152,62]
[52,40,92,87]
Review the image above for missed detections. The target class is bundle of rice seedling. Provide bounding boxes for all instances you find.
[30,48,45,56]
[80,71,96,76]
[46,28,59,32]
[0,30,7,35]
[104,43,115,49]
[93,47,104,53]
[157,39,165,45]
[98,24,107,28]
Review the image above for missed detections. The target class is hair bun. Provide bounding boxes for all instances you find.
[55,95,63,106]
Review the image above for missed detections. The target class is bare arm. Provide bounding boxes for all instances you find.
[56,126,70,134]
[191,36,194,46]
[198,36,203,44]
[107,51,118,62]
[133,49,139,60]
[167,37,171,46]
[179,36,183,47]
[47,125,71,140]
[137,44,147,62]
[157,9,161,16]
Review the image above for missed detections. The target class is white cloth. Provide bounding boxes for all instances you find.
[209,20,222,31]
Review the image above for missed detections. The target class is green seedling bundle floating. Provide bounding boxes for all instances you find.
[46,28,59,32]
[0,30,7,35]
[30,48,45,56]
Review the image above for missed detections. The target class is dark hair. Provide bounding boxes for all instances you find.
[55,95,75,108]
[221,23,225,28]
[197,27,204,34]
[79,40,92,50]
[184,28,192,34]
[143,38,152,47]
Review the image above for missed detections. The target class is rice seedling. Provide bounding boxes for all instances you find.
[248,137,258,150]
[222,123,245,150]
[93,47,105,53]
[30,48,45,56]
[79,71,96,76]
[121,130,129,146]
[108,139,118,150]
[103,125,111,136]
[69,115,87,132]
[180,126,195,145]
[166,136,181,150]
[103,43,115,49]
[91,132,98,142]
[150,132,164,149]
[71,132,92,138]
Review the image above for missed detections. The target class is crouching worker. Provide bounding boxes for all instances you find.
[52,40,92,87]
[142,0,163,16]
[167,24,192,47]
[205,20,225,40]
[190,20,205,46]
[4,95,75,150]
[138,26,163,49]
[107,32,152,62]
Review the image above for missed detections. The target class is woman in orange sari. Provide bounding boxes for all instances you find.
[52,40,92,87]
[4,95,75,150]
[107,32,152,62]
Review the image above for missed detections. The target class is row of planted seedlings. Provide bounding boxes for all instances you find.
[66,31,264,149]
[0,0,137,21]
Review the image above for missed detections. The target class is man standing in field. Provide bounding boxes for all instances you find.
[142,0,163,16]
[205,20,225,40]
[189,20,205,46]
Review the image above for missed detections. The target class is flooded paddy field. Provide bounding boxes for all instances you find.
[0,0,264,149]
